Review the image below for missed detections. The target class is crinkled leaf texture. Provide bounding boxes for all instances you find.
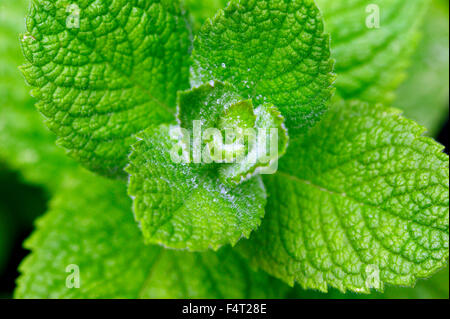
[316,0,429,104]
[177,81,289,185]
[126,125,267,251]
[14,173,287,299]
[238,99,449,293]
[191,0,335,136]
[20,0,191,178]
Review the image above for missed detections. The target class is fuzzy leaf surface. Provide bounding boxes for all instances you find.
[15,173,286,298]
[191,0,335,136]
[239,99,449,293]
[177,81,288,185]
[20,0,191,177]
[126,125,267,251]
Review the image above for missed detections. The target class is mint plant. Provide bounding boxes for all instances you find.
[0,0,447,298]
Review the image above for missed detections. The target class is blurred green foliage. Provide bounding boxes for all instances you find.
[185,0,229,32]
[0,0,82,292]
[395,0,449,135]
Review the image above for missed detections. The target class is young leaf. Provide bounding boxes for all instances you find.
[0,0,78,191]
[394,0,449,136]
[177,81,289,185]
[191,0,335,136]
[20,0,191,178]
[238,99,449,293]
[14,173,287,298]
[316,0,430,104]
[126,125,267,251]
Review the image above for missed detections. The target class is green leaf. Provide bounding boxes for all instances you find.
[191,0,335,136]
[126,124,267,251]
[219,103,288,184]
[125,82,289,251]
[14,173,287,299]
[177,81,245,130]
[177,81,289,185]
[140,247,289,299]
[377,264,449,299]
[238,99,449,293]
[316,0,429,104]
[20,0,191,178]
[0,0,79,191]
[185,0,229,33]
[394,0,449,136]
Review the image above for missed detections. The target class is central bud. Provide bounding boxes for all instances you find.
[171,81,289,185]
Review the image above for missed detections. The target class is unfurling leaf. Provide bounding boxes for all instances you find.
[177,81,288,185]
[191,0,335,136]
[14,173,287,298]
[126,125,267,251]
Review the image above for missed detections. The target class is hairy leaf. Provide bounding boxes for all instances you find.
[239,99,449,293]
[185,0,229,32]
[126,125,267,251]
[20,0,191,177]
[14,173,286,298]
[316,0,429,104]
[191,0,335,136]
[177,81,288,185]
